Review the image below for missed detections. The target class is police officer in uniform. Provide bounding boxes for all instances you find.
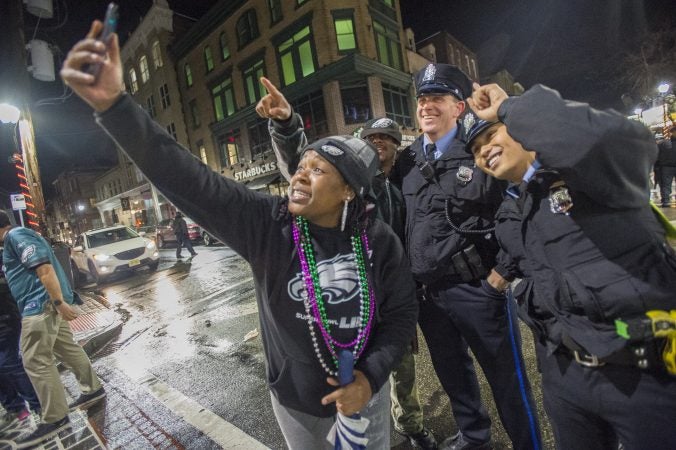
[466,82,676,450]
[392,64,541,450]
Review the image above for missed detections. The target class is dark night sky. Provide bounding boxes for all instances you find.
[1,0,674,197]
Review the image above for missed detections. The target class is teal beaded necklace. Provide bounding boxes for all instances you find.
[292,216,375,376]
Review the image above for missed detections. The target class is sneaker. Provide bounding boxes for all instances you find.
[439,432,491,450]
[398,427,438,449]
[15,416,70,448]
[0,411,21,435]
[69,387,106,411]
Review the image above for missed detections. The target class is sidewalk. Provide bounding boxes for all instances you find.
[0,292,122,450]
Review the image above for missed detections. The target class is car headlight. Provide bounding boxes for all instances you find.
[93,253,110,262]
[145,240,156,250]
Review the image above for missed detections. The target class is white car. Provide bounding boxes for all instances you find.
[71,225,159,285]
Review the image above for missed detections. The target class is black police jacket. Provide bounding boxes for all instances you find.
[393,130,508,285]
[495,85,676,358]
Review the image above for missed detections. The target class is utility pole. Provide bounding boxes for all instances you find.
[0,0,47,231]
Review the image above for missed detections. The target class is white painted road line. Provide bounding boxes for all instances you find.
[134,372,269,449]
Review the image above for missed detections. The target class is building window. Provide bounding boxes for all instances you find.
[278,25,316,86]
[204,46,214,72]
[297,0,309,5]
[146,95,156,118]
[160,84,171,109]
[333,17,356,53]
[189,100,200,128]
[220,32,230,61]
[139,55,150,83]
[341,81,370,125]
[382,83,413,128]
[373,20,402,70]
[236,9,259,49]
[198,141,208,165]
[291,90,327,142]
[248,118,272,159]
[268,0,282,24]
[218,130,241,167]
[382,0,394,7]
[128,68,138,94]
[166,123,177,140]
[151,41,163,68]
[184,64,193,87]
[212,76,236,121]
[242,59,266,105]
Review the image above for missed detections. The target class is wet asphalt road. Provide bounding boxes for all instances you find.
[66,244,556,449]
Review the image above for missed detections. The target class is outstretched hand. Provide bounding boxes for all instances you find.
[467,82,509,122]
[321,370,372,416]
[255,77,292,121]
[60,20,125,112]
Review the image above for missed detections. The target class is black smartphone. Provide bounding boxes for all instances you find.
[85,2,119,76]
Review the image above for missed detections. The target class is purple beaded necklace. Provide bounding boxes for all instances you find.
[291,215,375,376]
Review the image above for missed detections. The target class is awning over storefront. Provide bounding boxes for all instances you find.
[247,173,281,190]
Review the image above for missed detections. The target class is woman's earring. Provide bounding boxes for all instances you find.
[340,199,349,231]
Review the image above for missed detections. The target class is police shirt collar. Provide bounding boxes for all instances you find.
[423,126,459,160]
[505,160,541,199]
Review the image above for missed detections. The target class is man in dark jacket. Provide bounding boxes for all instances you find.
[656,127,676,207]
[256,77,436,449]
[172,212,197,260]
[391,64,541,450]
[466,82,676,450]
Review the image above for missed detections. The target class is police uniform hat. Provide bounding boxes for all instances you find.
[359,117,402,145]
[302,135,379,198]
[466,119,499,151]
[415,63,473,101]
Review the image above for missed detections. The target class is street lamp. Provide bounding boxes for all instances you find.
[0,103,20,124]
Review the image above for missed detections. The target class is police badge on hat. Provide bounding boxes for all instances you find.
[463,112,476,131]
[548,181,573,215]
[422,64,436,83]
[456,165,474,185]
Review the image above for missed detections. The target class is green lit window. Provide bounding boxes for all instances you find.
[297,0,309,5]
[220,33,230,61]
[212,76,236,121]
[277,26,316,86]
[189,100,200,128]
[242,59,266,105]
[382,0,394,7]
[139,55,150,83]
[204,46,214,72]
[334,18,356,52]
[373,20,402,70]
[184,64,193,87]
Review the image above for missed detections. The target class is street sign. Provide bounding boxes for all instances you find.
[10,193,26,210]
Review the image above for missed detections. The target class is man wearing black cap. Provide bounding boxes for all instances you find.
[391,63,541,450]
[465,82,676,450]
[257,78,437,449]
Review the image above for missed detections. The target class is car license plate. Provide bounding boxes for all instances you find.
[129,259,140,267]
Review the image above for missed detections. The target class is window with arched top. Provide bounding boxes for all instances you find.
[151,41,163,68]
[236,9,259,49]
[139,55,149,83]
[128,68,138,94]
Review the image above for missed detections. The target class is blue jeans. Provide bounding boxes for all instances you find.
[0,328,41,413]
[270,380,391,449]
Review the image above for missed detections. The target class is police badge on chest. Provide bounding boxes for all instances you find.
[456,166,474,185]
[548,181,573,215]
